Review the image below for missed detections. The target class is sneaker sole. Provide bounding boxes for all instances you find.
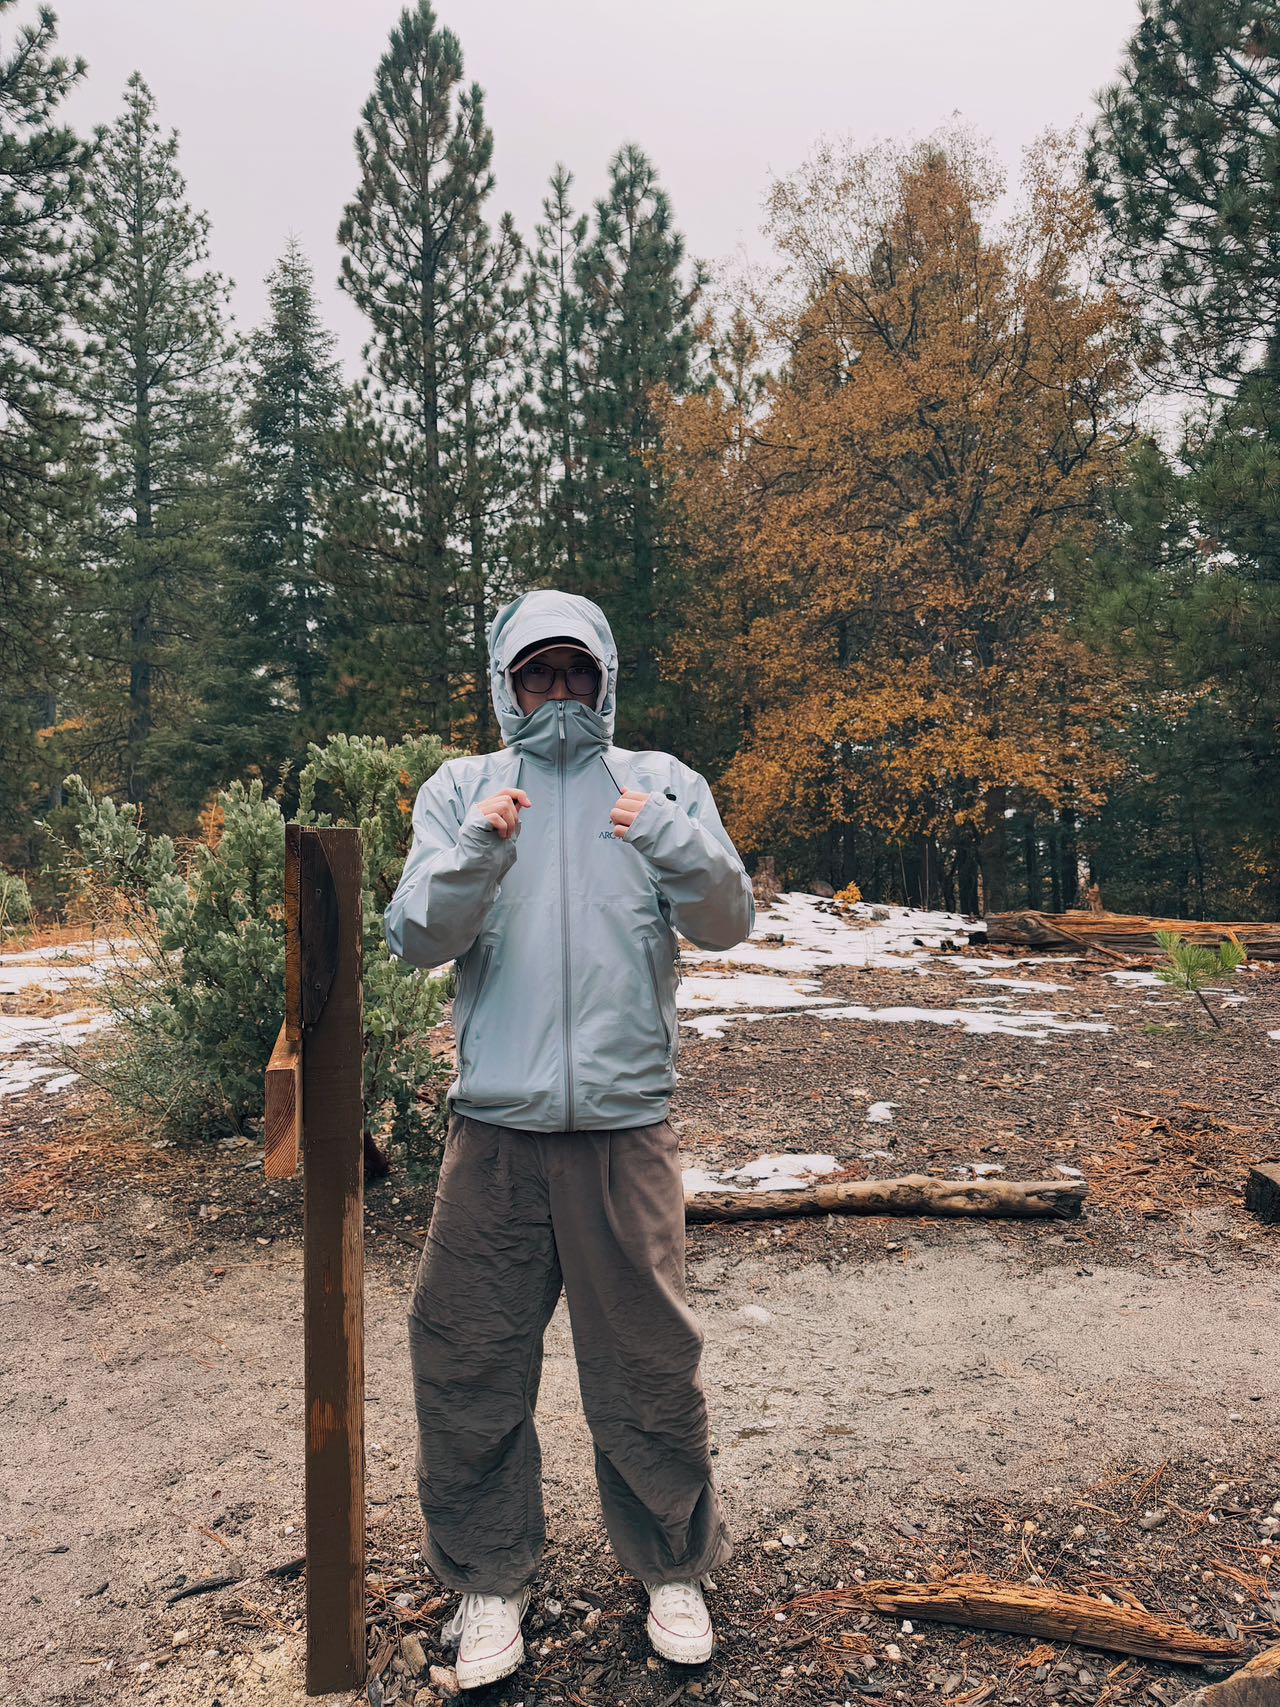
[455,1630,525,1690]
[647,1612,713,1665]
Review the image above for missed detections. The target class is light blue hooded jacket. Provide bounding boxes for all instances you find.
[384,589,756,1131]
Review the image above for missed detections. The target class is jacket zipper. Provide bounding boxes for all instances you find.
[558,702,575,1130]
[457,942,494,1073]
[643,939,672,1058]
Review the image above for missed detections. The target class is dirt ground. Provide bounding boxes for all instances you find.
[2,925,1279,1707]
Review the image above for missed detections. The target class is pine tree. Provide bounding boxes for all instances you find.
[519,165,588,582]
[220,238,346,778]
[333,1,518,744]
[76,73,239,828]
[575,144,703,745]
[1087,343,1280,915]
[449,197,523,750]
[0,0,102,853]
[1086,1,1280,390]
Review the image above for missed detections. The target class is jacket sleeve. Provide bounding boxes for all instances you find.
[384,765,518,969]
[624,768,756,951]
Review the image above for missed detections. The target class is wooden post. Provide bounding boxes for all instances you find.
[267,824,367,1695]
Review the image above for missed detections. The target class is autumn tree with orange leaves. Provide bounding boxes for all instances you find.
[663,132,1138,913]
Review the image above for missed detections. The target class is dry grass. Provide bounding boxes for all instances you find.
[0,1085,174,1214]
[1084,1107,1269,1219]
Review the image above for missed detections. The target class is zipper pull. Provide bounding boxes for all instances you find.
[558,704,565,740]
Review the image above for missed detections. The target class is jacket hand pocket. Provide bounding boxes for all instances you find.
[643,936,675,1064]
[456,941,496,1078]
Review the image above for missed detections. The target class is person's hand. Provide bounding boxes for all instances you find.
[475,788,532,839]
[610,788,651,838]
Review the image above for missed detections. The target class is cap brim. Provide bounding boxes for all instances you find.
[497,615,604,671]
[509,636,596,672]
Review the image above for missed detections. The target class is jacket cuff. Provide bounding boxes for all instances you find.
[459,809,520,862]
[625,791,679,857]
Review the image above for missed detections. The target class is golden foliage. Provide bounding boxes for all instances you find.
[664,129,1136,862]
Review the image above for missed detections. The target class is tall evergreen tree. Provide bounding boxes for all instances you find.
[574,145,703,745]
[333,1,518,744]
[1084,3,1280,909]
[1086,1,1280,390]
[452,205,524,747]
[219,237,346,777]
[518,165,588,583]
[1089,347,1280,914]
[75,72,239,828]
[0,0,101,853]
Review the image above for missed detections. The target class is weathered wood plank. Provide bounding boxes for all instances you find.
[300,826,365,1695]
[264,1021,301,1180]
[284,823,302,1045]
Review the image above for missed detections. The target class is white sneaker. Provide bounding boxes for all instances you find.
[645,1576,714,1664]
[441,1586,531,1689]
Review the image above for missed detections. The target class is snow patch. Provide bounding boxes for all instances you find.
[866,1101,896,1124]
[682,1153,840,1196]
[683,1002,1111,1042]
[0,1007,113,1100]
[675,895,1110,1046]
[677,971,835,1012]
[978,976,1072,994]
[0,935,140,996]
[682,892,983,978]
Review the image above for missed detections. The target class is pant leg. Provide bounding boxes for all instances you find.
[546,1119,732,1585]
[408,1113,563,1595]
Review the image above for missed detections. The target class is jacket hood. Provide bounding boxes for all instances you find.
[487,589,618,754]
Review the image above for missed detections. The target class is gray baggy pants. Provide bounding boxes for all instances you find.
[407,1112,732,1595]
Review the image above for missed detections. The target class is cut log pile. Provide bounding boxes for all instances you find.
[985,908,1280,961]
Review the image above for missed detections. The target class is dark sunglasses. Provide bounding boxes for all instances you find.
[514,659,601,698]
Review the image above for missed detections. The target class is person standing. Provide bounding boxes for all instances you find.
[384,588,755,1688]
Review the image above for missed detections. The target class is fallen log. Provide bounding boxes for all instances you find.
[1178,1643,1280,1706]
[788,1575,1245,1667]
[684,1173,1085,1222]
[985,908,1280,961]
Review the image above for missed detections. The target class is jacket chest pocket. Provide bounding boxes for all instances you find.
[456,941,495,1071]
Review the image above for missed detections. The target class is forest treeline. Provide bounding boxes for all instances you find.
[2,0,1277,919]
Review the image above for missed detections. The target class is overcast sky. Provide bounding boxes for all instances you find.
[46,0,1137,373]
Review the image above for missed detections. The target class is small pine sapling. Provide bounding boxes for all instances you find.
[1153,929,1246,1028]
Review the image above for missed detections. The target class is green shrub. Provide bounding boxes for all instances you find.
[0,868,33,932]
[48,731,466,1176]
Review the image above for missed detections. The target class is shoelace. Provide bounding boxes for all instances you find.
[448,1592,517,1652]
[651,1579,706,1627]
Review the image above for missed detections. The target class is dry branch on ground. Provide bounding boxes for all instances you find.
[783,1574,1248,1666]
[685,1174,1085,1222]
